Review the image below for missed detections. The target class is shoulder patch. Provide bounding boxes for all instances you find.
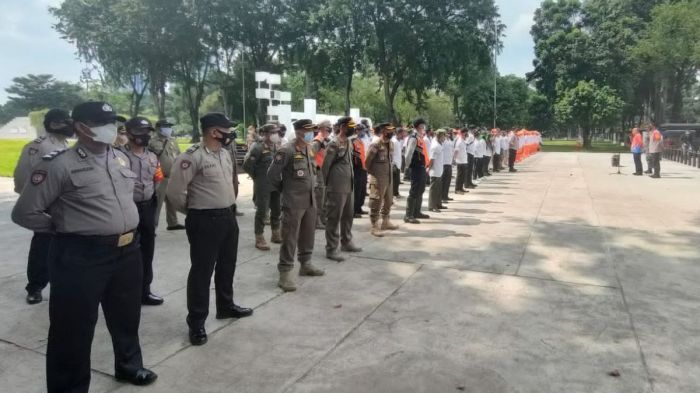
[42,148,68,161]
[186,144,200,154]
[33,136,46,144]
[30,170,47,185]
[76,147,88,159]
[28,147,39,156]
[180,160,192,170]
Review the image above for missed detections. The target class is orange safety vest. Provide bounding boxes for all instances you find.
[352,138,366,170]
[416,137,430,167]
[314,134,326,168]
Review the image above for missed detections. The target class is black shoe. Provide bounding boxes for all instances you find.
[445,197,454,201]
[115,368,158,386]
[644,170,652,174]
[216,304,254,319]
[189,327,208,346]
[142,293,164,306]
[438,205,448,210]
[416,213,430,219]
[26,290,42,305]
[466,184,477,189]
[404,217,420,224]
[455,190,465,195]
[166,224,186,231]
[509,169,517,173]
[633,172,642,176]
[650,174,661,178]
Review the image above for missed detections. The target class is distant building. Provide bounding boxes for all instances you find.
[0,117,38,139]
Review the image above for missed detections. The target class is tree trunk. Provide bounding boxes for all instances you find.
[150,82,167,119]
[344,64,353,116]
[382,77,397,124]
[582,126,592,149]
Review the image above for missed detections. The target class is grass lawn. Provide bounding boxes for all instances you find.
[541,139,628,153]
[0,139,30,177]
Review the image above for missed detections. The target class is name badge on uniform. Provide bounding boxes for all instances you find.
[296,169,305,177]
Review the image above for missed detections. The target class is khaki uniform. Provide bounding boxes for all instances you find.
[365,139,394,223]
[267,141,316,271]
[311,137,328,226]
[243,140,280,234]
[167,144,236,212]
[13,134,69,194]
[149,134,181,226]
[322,138,355,252]
[166,143,240,330]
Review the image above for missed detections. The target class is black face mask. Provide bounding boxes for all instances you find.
[132,135,151,147]
[384,133,395,140]
[216,132,236,146]
[50,125,75,137]
[345,127,356,137]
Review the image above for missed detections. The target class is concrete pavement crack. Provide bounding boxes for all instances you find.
[578,154,655,392]
[278,264,424,393]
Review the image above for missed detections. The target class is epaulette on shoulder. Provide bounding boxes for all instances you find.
[42,148,68,161]
[33,136,46,144]
[186,144,200,154]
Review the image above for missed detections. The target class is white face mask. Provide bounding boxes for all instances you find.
[88,123,118,145]
[160,127,173,137]
[270,134,280,143]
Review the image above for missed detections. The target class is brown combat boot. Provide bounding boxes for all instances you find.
[381,217,399,231]
[278,271,297,292]
[255,234,270,250]
[271,229,282,244]
[299,263,325,276]
[370,221,384,237]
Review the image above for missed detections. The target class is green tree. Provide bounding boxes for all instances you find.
[4,74,84,114]
[555,80,624,148]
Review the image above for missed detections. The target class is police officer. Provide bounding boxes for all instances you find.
[149,119,184,230]
[322,117,362,262]
[243,124,282,250]
[224,134,244,216]
[311,120,331,230]
[13,108,72,304]
[403,118,430,224]
[12,101,156,392]
[121,117,164,306]
[365,123,399,237]
[267,119,325,292]
[167,113,253,346]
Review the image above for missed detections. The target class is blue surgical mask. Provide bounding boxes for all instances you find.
[160,127,173,137]
[304,131,314,143]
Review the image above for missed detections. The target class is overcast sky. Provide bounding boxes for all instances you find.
[0,0,540,104]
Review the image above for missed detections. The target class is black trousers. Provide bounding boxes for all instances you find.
[185,207,239,329]
[136,197,157,295]
[26,232,52,293]
[406,165,426,218]
[493,153,500,171]
[455,164,467,191]
[441,165,452,199]
[466,154,475,186]
[633,153,643,174]
[392,166,401,196]
[475,157,484,178]
[650,152,661,176]
[482,156,491,175]
[353,167,367,214]
[48,233,143,393]
[508,148,517,169]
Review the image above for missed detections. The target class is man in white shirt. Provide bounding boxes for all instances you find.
[500,130,509,169]
[391,128,406,198]
[453,128,469,194]
[428,129,447,212]
[465,128,477,188]
[473,130,484,181]
[441,129,455,202]
[492,132,502,172]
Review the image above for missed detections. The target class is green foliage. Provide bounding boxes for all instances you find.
[3,74,84,120]
[555,80,624,147]
[0,140,30,177]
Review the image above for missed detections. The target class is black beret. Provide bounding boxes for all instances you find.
[413,118,427,128]
[293,119,317,130]
[72,101,126,124]
[374,122,396,134]
[200,112,236,130]
[125,116,155,134]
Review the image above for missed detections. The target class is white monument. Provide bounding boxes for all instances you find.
[255,72,371,130]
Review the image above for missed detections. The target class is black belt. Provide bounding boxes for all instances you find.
[188,205,236,216]
[55,230,137,247]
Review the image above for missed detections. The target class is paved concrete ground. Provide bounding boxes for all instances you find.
[0,152,698,393]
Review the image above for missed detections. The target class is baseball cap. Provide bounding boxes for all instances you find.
[71,101,126,124]
[293,119,317,130]
[125,116,155,134]
[200,112,236,131]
